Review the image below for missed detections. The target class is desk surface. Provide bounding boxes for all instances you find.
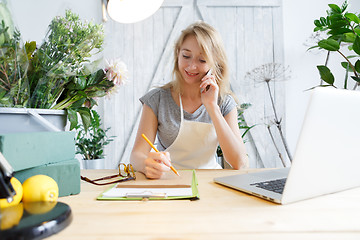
[49,169,360,240]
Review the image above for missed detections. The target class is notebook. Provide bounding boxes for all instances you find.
[97,170,199,200]
[214,87,360,204]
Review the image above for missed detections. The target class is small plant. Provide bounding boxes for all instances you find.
[310,0,360,90]
[75,110,114,160]
[217,104,255,157]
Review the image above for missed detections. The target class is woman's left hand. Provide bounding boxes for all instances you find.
[200,73,218,108]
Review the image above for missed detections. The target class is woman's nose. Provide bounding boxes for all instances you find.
[188,59,198,70]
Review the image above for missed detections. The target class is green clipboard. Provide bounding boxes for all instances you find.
[97,170,199,201]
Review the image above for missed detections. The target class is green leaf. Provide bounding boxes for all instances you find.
[343,32,356,43]
[318,39,340,51]
[307,45,320,51]
[328,20,348,29]
[67,109,78,130]
[317,65,335,85]
[346,55,359,59]
[329,35,343,43]
[328,28,352,35]
[92,69,106,84]
[241,125,255,138]
[305,85,335,91]
[351,76,360,83]
[341,62,354,72]
[25,41,36,59]
[320,17,327,25]
[341,1,348,13]
[70,97,86,108]
[345,13,360,24]
[314,19,322,27]
[353,36,360,55]
[91,110,101,129]
[78,107,91,131]
[88,98,97,107]
[328,4,342,13]
[314,26,323,32]
[328,13,344,22]
[355,28,360,36]
[76,76,87,90]
[0,89,5,98]
[355,60,360,73]
[88,90,107,98]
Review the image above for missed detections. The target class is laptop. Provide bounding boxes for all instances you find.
[214,87,360,204]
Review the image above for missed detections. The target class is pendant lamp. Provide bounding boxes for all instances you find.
[104,0,164,23]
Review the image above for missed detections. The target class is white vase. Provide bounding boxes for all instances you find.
[82,159,105,169]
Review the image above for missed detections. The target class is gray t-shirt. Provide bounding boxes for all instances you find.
[140,87,237,151]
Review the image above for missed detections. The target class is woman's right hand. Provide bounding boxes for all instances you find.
[143,152,172,179]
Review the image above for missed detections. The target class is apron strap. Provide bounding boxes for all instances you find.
[178,94,184,122]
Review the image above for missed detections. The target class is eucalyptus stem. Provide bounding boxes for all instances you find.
[0,77,9,90]
[0,64,10,88]
[0,83,7,90]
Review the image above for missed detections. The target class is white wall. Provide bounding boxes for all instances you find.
[9,0,101,44]
[283,0,360,153]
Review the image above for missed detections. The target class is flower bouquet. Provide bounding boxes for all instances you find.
[0,6,128,130]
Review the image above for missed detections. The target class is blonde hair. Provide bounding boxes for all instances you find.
[162,21,234,103]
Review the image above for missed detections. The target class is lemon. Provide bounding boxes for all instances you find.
[23,201,57,215]
[0,177,23,209]
[22,175,59,202]
[0,203,24,230]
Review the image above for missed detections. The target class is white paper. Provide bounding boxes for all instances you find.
[102,186,193,198]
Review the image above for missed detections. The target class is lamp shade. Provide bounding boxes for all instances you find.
[107,0,164,23]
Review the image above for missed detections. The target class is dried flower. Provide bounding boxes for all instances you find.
[246,63,292,166]
[245,63,291,84]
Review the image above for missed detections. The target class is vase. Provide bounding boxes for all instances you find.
[82,159,105,169]
[0,107,67,134]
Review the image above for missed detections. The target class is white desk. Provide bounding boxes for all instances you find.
[49,169,360,240]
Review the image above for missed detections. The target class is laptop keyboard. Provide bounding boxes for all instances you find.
[250,178,287,194]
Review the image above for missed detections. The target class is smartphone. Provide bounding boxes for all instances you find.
[206,69,212,76]
[201,69,212,92]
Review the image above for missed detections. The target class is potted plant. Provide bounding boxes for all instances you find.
[75,110,114,169]
[310,0,360,90]
[0,5,128,132]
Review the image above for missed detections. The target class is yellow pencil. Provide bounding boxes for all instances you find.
[141,133,180,176]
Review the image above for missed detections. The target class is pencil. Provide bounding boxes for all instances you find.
[141,133,180,176]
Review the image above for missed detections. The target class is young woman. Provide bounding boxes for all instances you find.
[130,21,248,179]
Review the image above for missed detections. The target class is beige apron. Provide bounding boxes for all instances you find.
[165,95,222,169]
